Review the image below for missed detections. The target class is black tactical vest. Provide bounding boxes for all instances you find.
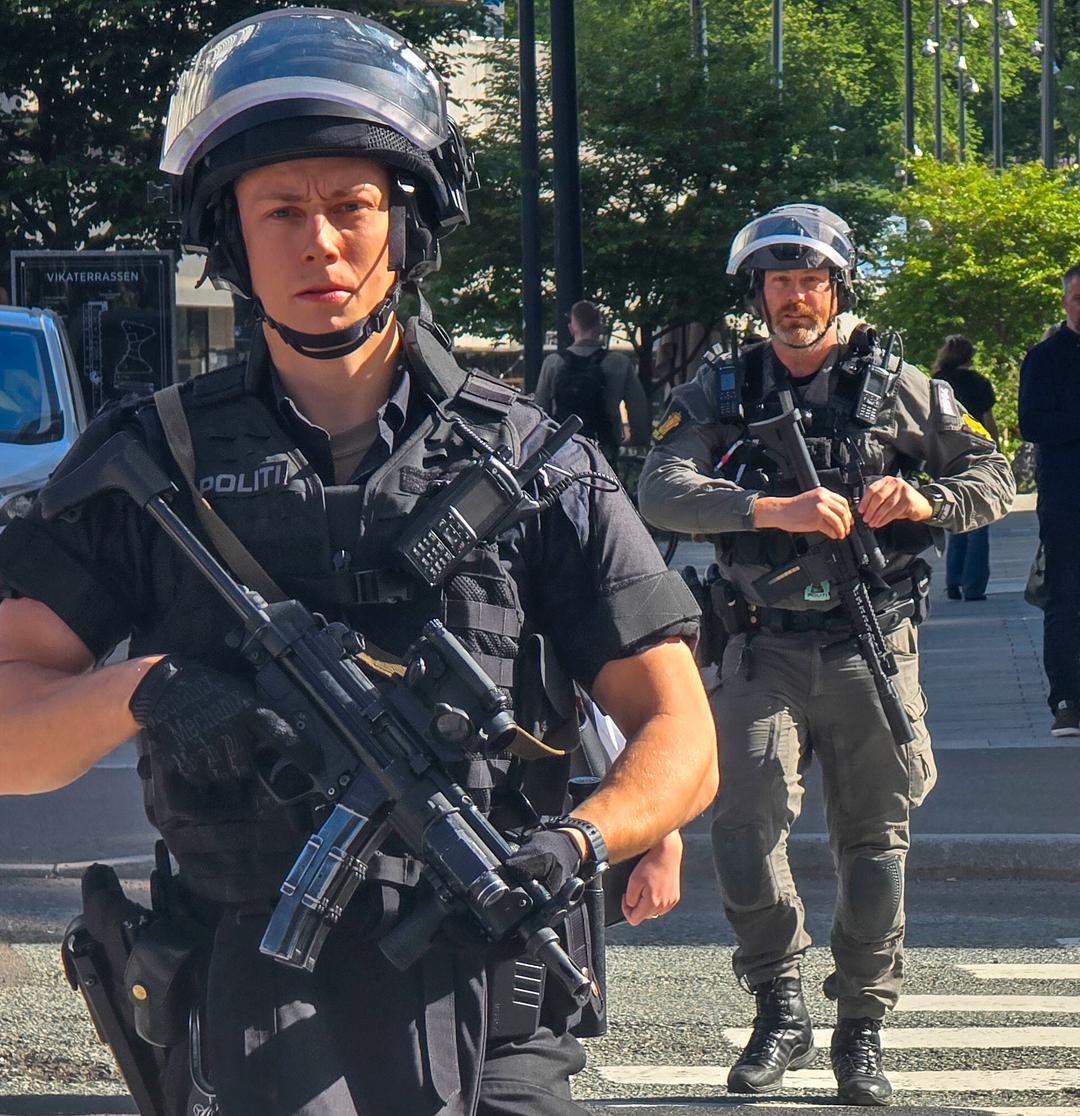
[133,323,550,904]
[716,344,922,575]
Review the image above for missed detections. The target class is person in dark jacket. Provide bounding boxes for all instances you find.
[932,335,999,602]
[1019,264,1080,736]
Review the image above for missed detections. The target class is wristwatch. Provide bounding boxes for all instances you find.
[924,488,948,523]
[554,816,609,874]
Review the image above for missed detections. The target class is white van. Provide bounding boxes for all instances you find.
[0,305,87,528]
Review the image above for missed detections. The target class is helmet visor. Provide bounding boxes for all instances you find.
[726,212,855,275]
[161,8,449,175]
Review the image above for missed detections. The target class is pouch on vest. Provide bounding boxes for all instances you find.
[125,916,207,1048]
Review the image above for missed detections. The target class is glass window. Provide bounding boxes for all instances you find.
[0,327,63,444]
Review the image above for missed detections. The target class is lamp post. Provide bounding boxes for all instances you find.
[922,4,944,159]
[550,0,584,352]
[903,0,915,152]
[957,0,967,159]
[518,0,543,391]
[934,0,944,157]
[690,0,708,68]
[772,0,783,91]
[990,0,1002,167]
[1041,0,1055,167]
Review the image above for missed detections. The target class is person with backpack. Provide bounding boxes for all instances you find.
[535,301,650,459]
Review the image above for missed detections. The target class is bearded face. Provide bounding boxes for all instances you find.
[762,268,837,350]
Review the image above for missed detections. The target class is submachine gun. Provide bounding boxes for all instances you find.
[40,416,597,1005]
[747,398,917,748]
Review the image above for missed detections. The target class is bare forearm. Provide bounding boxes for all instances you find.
[0,657,158,793]
[572,709,717,862]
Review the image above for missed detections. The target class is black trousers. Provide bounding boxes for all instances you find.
[170,908,588,1116]
[1039,517,1080,709]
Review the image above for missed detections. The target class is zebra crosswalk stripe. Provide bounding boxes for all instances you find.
[595,1067,1080,1091]
[958,963,1080,979]
[897,993,1080,1012]
[720,1025,1080,1049]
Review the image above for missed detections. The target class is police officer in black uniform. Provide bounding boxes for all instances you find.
[0,12,716,1115]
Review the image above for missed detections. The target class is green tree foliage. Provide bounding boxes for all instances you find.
[0,1,487,253]
[873,156,1080,445]
[435,0,903,381]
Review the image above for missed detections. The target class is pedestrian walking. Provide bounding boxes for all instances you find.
[639,203,1014,1105]
[1019,264,1080,737]
[0,11,716,1114]
[931,335,1000,602]
[535,301,651,460]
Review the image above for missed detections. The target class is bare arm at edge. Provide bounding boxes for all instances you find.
[572,637,718,863]
[0,597,159,794]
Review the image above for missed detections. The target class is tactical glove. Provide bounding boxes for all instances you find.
[129,656,299,786]
[504,828,583,895]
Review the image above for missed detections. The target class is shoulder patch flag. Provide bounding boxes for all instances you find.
[654,409,683,442]
[962,412,993,441]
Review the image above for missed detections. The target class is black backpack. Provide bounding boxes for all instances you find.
[551,348,616,450]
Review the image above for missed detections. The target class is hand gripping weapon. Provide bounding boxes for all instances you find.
[747,407,916,747]
[40,422,594,1004]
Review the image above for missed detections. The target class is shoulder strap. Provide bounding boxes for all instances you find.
[153,384,286,604]
[403,309,520,420]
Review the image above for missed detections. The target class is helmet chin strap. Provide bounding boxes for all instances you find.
[254,287,399,361]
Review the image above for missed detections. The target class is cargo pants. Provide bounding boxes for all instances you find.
[710,619,937,1020]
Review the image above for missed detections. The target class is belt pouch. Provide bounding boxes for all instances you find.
[124,917,205,1048]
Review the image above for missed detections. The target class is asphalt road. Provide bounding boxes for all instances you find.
[2,874,1079,1115]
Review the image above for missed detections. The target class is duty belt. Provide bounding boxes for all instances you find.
[749,597,914,637]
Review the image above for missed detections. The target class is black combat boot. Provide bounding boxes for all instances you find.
[830,1017,893,1105]
[726,976,816,1093]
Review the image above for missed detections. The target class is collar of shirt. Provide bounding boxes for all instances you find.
[1057,321,1080,347]
[243,330,412,486]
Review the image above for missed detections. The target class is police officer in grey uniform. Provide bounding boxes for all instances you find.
[0,12,716,1115]
[639,205,1013,1105]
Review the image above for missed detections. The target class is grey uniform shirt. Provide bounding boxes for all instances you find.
[638,336,1015,609]
[535,341,651,447]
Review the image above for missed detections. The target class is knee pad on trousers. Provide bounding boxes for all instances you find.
[711,820,780,912]
[838,852,904,942]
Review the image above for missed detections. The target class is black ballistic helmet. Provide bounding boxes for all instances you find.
[160,9,476,358]
[727,204,859,317]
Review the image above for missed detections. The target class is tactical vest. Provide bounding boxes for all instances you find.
[133,320,551,904]
[711,343,928,606]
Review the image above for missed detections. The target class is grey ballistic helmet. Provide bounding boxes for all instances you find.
[727,203,858,314]
[159,8,476,358]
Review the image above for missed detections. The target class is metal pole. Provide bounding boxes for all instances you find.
[772,0,783,91]
[518,0,543,392]
[690,0,708,71]
[903,0,915,152]
[1042,0,1054,167]
[550,0,583,352]
[934,0,944,158]
[992,0,1003,168]
[958,4,966,161]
